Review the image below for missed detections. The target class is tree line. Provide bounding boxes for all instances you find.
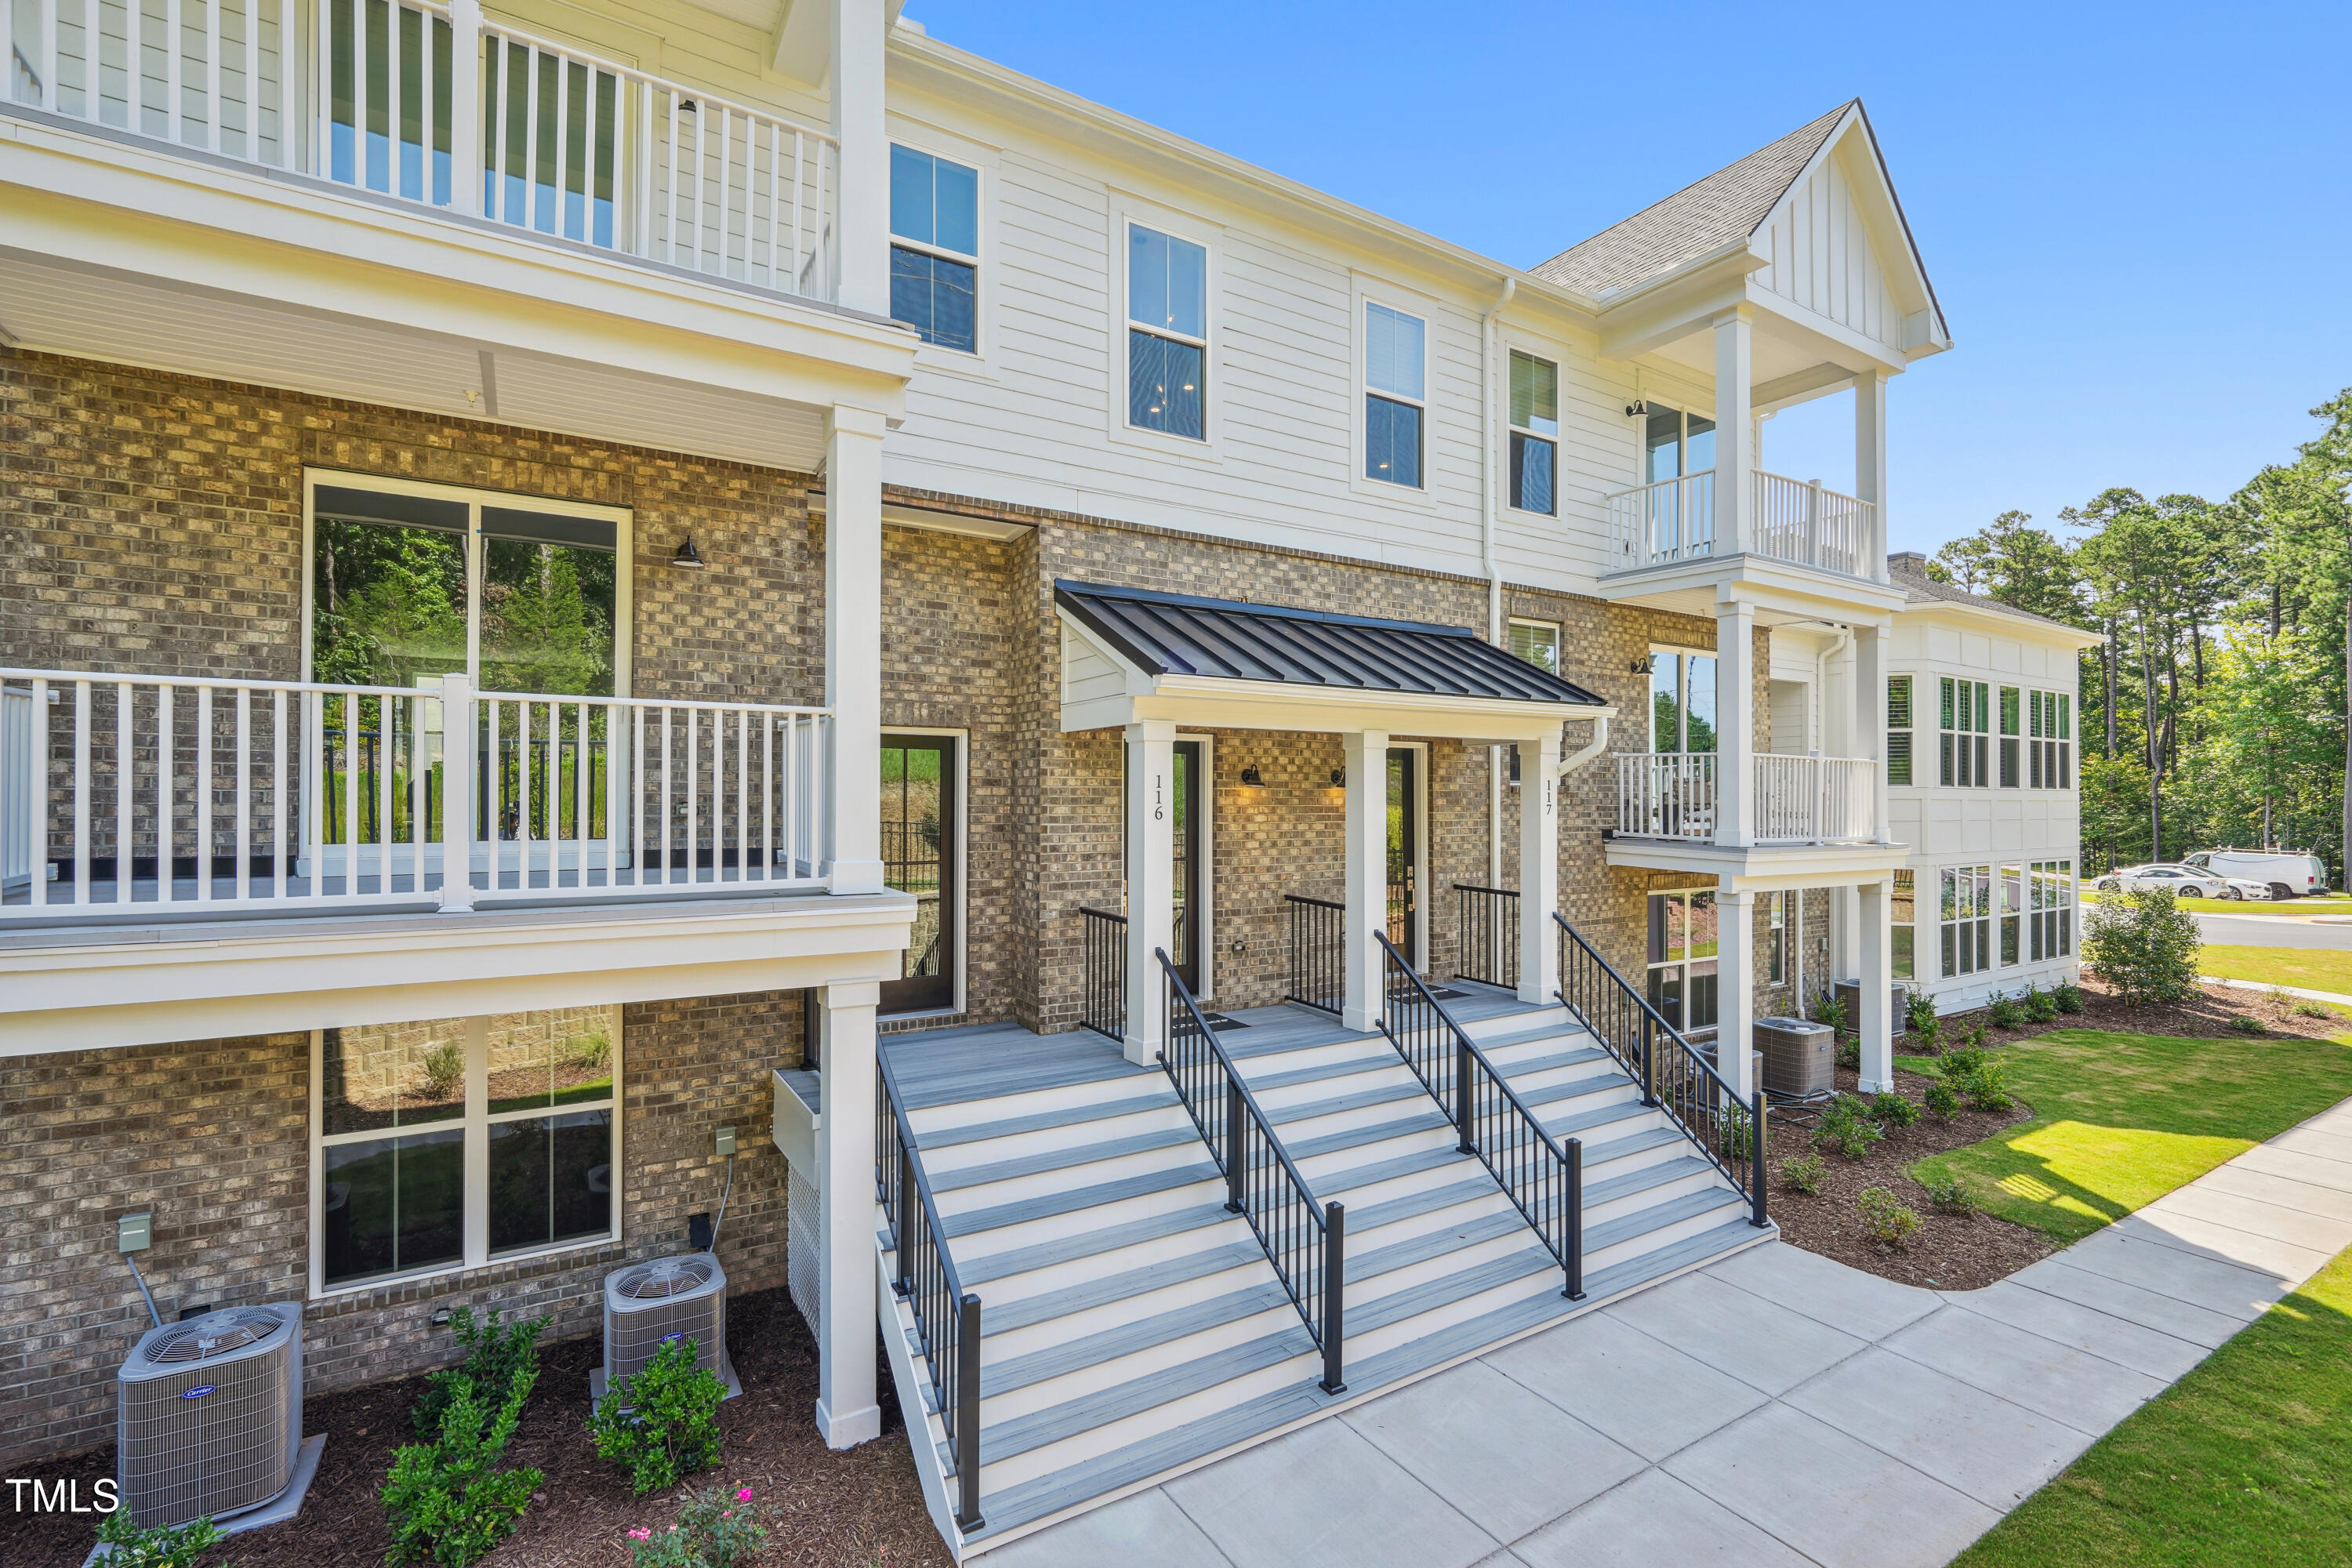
[1927,389,2351,881]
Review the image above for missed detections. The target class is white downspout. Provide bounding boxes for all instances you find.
[1556,713,1613,778]
[1482,276,1515,887]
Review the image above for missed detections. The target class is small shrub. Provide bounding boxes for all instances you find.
[383,1363,543,1566]
[415,1306,551,1442]
[1813,1094,1884,1160]
[1936,1044,1988,1082]
[590,1337,727,1496]
[564,1026,614,1075]
[1923,1079,1961,1121]
[1919,1170,1979,1214]
[1962,1021,1989,1051]
[1871,1091,1920,1129]
[626,1484,775,1568]
[1809,991,1851,1039]
[92,1512,230,1568]
[1857,1185,1922,1247]
[1987,992,2027,1029]
[2295,1001,2334,1021]
[2024,986,2061,1023]
[2084,888,2202,1004]
[2052,982,2085,1014]
[1780,1152,1827,1195]
[2229,1014,2269,1036]
[1904,989,1941,1040]
[1715,1102,1758,1163]
[1835,1036,1861,1071]
[423,1039,465,1101]
[1963,1060,2014,1113]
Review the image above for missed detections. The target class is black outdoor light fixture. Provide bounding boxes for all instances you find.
[670,535,707,568]
[1625,399,1649,419]
[1239,764,1264,786]
[1630,654,1654,675]
[1330,768,1345,788]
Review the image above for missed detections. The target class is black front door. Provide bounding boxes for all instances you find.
[1387,747,1418,966]
[881,735,955,1015]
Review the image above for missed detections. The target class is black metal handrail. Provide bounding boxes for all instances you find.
[875,1054,985,1531]
[1154,948,1345,1395]
[1374,931,1584,1298]
[1452,884,1519,990]
[1079,906,1127,1040]
[1285,893,1345,1014]
[1552,910,1768,1228]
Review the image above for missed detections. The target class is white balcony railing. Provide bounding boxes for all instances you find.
[1602,471,1715,573]
[1751,471,1882,579]
[1617,752,1877,846]
[0,669,832,921]
[4,0,837,300]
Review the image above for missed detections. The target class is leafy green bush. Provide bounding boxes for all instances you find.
[2052,981,2085,1014]
[1904,989,1941,1040]
[1857,1185,1922,1247]
[1919,1171,1979,1214]
[92,1512,230,1568]
[1987,993,2024,1030]
[1870,1091,1920,1129]
[626,1483,775,1568]
[1809,991,1850,1039]
[423,1040,465,1101]
[2024,985,2061,1024]
[590,1337,727,1496]
[2229,1014,2269,1036]
[1923,1078,1961,1121]
[2296,1001,2335,1021]
[564,1025,613,1075]
[1936,1045,1988,1082]
[2084,888,2202,1004]
[415,1306,551,1442]
[1963,1059,2015,1113]
[1780,1152,1827,1195]
[383,1363,543,1566]
[1715,1102,1757,1163]
[1835,1036,1861,1071]
[1813,1094,1884,1160]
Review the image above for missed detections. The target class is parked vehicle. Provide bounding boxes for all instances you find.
[2219,878,2278,901]
[2094,864,2230,898]
[2183,850,2331,900]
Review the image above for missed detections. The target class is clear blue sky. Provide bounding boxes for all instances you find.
[909,0,2352,556]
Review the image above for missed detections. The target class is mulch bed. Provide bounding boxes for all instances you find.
[5,1287,949,1568]
[1766,975,2348,1291]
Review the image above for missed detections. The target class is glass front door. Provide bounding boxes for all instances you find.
[1387,747,1419,966]
[881,735,955,1014]
[1646,890,1719,1034]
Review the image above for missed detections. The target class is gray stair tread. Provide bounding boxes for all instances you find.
[1345,1175,1506,1236]
[1488,1045,1611,1078]
[1348,1209,1528,1284]
[1221,1025,1383,1062]
[1348,1244,1560,1338]
[1540,1098,1657,1140]
[931,1124,1200,1193]
[1585,1153,1719,1208]
[1317,1145,1462,1200]
[1475,1022,1593,1054]
[982,1281,1298,1398]
[942,1162,1219,1240]
[1516,1069,1635,1111]
[1287,1107,1452,1162]
[982,1240,1268,1334]
[1580,1125,1688,1168]
[975,1323,1318,1465]
[1265,1078,1425,1127]
[1243,1050,1406,1094]
[1586,1185,1748,1254]
[956,1203,1234,1284]
[917,1090,1181,1151]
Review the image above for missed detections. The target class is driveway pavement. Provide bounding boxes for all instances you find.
[2187,908,2352,948]
[983,1094,2352,1568]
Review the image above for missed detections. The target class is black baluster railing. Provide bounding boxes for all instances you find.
[1374,931,1583,1298]
[1078,906,1128,1041]
[1552,910,1768,1228]
[1451,884,1520,990]
[1154,949,1345,1394]
[875,1054,985,1531]
[1284,893,1345,1014]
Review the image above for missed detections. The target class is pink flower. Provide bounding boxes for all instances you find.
[628,1528,651,1541]
[736,1487,753,1502]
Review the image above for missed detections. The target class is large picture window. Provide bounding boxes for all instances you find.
[1127,223,1208,440]
[1364,301,1426,488]
[314,1006,619,1292]
[1650,650,1718,753]
[889,144,979,353]
[1508,350,1557,514]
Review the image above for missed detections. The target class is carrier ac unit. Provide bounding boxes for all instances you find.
[118,1304,303,1530]
[1835,978,1911,1036]
[603,1253,729,1393]
[1755,1016,1836,1098]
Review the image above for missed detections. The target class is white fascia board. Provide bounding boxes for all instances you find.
[0,891,917,1056]
[1602,837,1911,887]
[2,120,916,412]
[1596,554,1907,624]
[1594,250,1759,361]
[1896,598,2107,648]
[1741,286,1910,378]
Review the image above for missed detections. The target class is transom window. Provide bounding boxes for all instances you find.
[1508,350,1558,514]
[1650,650,1719,753]
[1364,301,1426,488]
[1127,223,1208,440]
[1644,404,1716,482]
[314,1006,619,1291]
[889,144,980,353]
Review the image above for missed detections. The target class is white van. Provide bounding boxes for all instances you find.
[2183,850,2331,899]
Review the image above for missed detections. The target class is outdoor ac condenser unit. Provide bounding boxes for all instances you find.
[118,1303,303,1530]
[1755,1017,1836,1099]
[1835,978,1911,1036]
[603,1253,728,1392]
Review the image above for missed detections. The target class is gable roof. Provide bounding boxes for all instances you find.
[1886,554,2098,640]
[1054,582,1607,707]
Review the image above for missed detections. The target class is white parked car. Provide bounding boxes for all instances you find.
[2094,864,2229,898]
[2183,850,2332,900]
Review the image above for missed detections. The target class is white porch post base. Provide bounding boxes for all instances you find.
[815,980,881,1449]
[1342,728,1390,1032]
[1856,879,1895,1092]
[1518,729,1562,1005]
[1123,720,1178,1067]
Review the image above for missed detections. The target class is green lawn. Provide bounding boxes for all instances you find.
[1955,1242,2352,1567]
[1906,1029,2352,1243]
[2201,944,2352,997]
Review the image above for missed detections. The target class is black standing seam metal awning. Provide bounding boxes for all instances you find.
[1054,581,1609,707]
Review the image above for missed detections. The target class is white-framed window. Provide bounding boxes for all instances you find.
[1940,865,1993,978]
[1508,350,1558,514]
[1891,869,1915,980]
[1940,677,1991,788]
[1508,618,1561,676]
[1646,889,1719,1034]
[1364,300,1426,488]
[2028,691,2074,789]
[1127,223,1209,440]
[2031,859,2074,960]
[1998,687,2023,788]
[2000,862,2026,964]
[1768,890,1787,985]
[889,143,979,353]
[1650,648,1718,753]
[1643,404,1717,482]
[1886,674,1914,786]
[304,473,632,696]
[311,1005,620,1294]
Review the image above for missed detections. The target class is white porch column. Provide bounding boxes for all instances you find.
[1831,886,1860,992]
[825,405,887,895]
[814,980,880,1448]
[1857,622,1891,843]
[829,0,890,315]
[1712,307,1755,557]
[1715,601,1757,847]
[1853,370,1889,578]
[1857,879,1895,1092]
[1123,720,1178,1067]
[1517,728,1561,1004]
[446,0,482,208]
[1342,729,1390,1032]
[1715,887,1755,1101]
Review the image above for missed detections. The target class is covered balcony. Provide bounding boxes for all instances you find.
[1604,470,1883,583]
[1614,751,1878,847]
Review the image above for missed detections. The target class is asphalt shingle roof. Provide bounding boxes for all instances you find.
[1886,553,2085,631]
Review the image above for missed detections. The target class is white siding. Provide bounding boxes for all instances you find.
[1751,146,1903,353]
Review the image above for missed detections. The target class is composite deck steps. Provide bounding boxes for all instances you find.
[953,1203,1232,1287]
[981,1240,1269,1335]
[927,1125,1203,1193]
[938,1162,1217,1241]
[913,1089,1183,1152]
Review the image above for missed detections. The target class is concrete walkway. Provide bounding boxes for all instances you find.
[984,1094,2352,1568]
[2202,975,2352,1009]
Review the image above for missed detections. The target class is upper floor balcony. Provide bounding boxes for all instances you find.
[1604,470,1885,584]
[1614,751,1878,847]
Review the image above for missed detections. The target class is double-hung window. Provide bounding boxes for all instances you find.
[1508,618,1561,676]
[2030,860,2074,958]
[1508,350,1558,514]
[1891,869,1915,980]
[1127,224,1208,439]
[1940,677,1991,787]
[1886,675,1914,785]
[1999,688,2022,787]
[1364,302,1426,488]
[1940,865,1994,978]
[314,1006,619,1292]
[1768,891,1788,985]
[889,145,979,353]
[2028,691,2073,788]
[2000,862,2026,964]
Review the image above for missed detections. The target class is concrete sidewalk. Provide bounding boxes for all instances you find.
[983,1094,2352,1568]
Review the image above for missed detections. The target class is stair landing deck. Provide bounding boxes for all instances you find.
[874,985,1773,1560]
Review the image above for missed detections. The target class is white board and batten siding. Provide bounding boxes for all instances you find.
[1751,144,1908,354]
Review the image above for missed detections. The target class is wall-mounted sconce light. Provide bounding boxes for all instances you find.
[1628,654,1653,675]
[1330,768,1345,787]
[1240,764,1264,786]
[670,535,707,568]
[1624,399,1649,419]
